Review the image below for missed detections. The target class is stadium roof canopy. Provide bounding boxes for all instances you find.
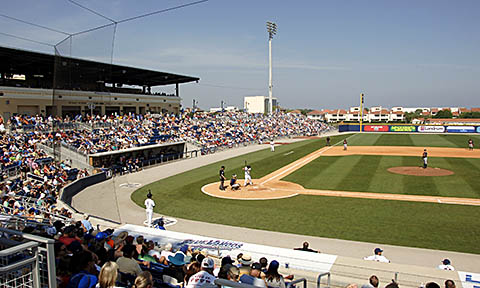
[0,46,199,87]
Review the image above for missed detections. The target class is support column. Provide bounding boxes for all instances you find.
[176,83,179,97]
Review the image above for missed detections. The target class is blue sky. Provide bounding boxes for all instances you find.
[1,0,479,110]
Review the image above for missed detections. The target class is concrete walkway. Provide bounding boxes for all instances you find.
[71,136,480,273]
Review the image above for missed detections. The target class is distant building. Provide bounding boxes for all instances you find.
[307,110,326,121]
[288,109,302,115]
[244,96,278,114]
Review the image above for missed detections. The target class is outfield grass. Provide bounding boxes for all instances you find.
[132,133,480,254]
[348,133,480,148]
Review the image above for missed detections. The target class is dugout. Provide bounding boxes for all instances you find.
[88,142,185,169]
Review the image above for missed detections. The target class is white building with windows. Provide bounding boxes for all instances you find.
[244,96,278,114]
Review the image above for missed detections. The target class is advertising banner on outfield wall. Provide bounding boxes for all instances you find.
[477,127,480,133]
[363,125,389,132]
[418,126,446,133]
[115,224,337,273]
[446,126,476,133]
[390,126,416,132]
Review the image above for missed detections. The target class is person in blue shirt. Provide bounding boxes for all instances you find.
[230,175,240,190]
[67,251,98,288]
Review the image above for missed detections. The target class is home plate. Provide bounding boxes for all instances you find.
[119,183,141,188]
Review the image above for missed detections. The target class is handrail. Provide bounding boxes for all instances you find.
[0,241,38,256]
[0,213,73,229]
[287,278,308,288]
[0,227,55,244]
[317,272,331,288]
[0,226,56,287]
[0,254,37,273]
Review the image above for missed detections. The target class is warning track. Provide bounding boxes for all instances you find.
[201,146,480,206]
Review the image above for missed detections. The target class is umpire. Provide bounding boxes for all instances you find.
[219,166,226,190]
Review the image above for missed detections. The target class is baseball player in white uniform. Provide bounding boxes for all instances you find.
[438,259,455,271]
[363,248,390,263]
[270,140,275,152]
[244,165,253,186]
[144,191,155,227]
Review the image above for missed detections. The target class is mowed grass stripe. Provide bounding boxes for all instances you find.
[368,156,404,193]
[295,156,361,190]
[336,155,381,192]
[409,134,458,148]
[442,158,480,198]
[374,134,415,146]
[348,133,381,146]
[284,156,342,189]
[400,156,438,196]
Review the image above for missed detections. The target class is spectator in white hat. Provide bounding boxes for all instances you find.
[185,257,216,288]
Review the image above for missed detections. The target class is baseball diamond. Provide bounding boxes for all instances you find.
[201,145,480,204]
[132,133,480,254]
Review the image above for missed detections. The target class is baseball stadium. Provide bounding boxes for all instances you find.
[1,1,480,288]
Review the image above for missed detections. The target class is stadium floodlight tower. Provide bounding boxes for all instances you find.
[267,21,277,115]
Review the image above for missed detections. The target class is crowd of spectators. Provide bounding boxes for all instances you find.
[3,111,331,155]
[0,219,305,288]
[0,218,459,288]
[0,121,84,223]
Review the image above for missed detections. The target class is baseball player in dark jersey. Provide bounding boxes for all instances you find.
[422,149,428,169]
[219,166,226,190]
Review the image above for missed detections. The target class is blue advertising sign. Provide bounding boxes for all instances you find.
[446,126,475,133]
[477,127,480,133]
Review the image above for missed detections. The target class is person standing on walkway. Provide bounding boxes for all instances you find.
[219,166,226,190]
[363,248,390,263]
[144,191,155,228]
[422,149,428,169]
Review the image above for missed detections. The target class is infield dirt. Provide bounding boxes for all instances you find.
[202,145,480,205]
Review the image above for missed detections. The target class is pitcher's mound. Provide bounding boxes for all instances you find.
[388,166,454,176]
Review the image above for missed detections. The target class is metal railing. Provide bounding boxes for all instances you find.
[288,278,308,288]
[0,241,40,288]
[0,227,56,288]
[317,272,331,288]
[1,165,21,180]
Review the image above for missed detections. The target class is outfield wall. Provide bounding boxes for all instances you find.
[339,124,480,133]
